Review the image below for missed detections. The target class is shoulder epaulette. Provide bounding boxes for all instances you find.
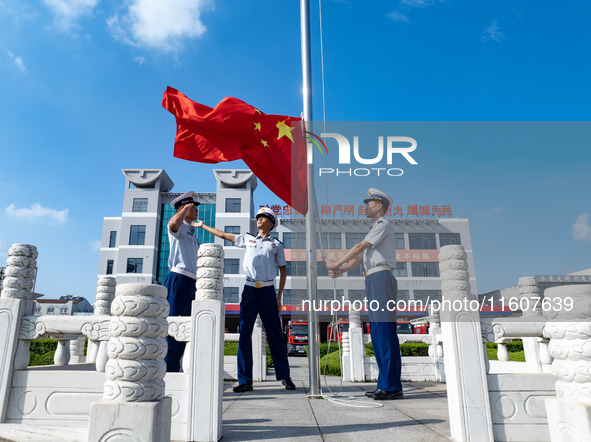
[246,232,257,237]
[274,237,283,244]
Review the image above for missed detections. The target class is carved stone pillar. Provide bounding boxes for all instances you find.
[187,243,225,442]
[88,283,171,442]
[2,244,38,370]
[544,284,591,442]
[439,245,493,441]
[0,243,37,422]
[88,276,116,366]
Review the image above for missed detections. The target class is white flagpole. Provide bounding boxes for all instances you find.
[300,0,321,397]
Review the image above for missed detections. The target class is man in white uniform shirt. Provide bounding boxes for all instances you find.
[195,207,296,392]
[327,188,403,400]
[164,191,200,372]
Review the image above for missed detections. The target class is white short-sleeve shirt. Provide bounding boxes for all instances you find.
[235,233,286,281]
[362,217,397,271]
[168,221,199,276]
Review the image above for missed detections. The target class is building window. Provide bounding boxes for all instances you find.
[126,258,143,273]
[285,261,306,276]
[347,265,363,277]
[320,233,342,249]
[413,290,442,303]
[224,259,240,274]
[397,290,410,301]
[224,226,240,247]
[132,198,149,212]
[318,289,344,301]
[409,233,436,249]
[283,232,306,249]
[106,260,114,275]
[109,231,117,248]
[47,306,55,314]
[129,225,146,245]
[316,261,329,277]
[225,198,241,213]
[346,233,366,249]
[223,287,240,304]
[411,262,440,277]
[60,306,68,315]
[283,289,307,305]
[395,233,405,249]
[348,290,366,302]
[393,262,407,277]
[34,305,41,314]
[439,233,461,246]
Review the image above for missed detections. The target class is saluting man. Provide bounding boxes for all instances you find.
[164,191,200,372]
[327,188,403,400]
[195,207,296,392]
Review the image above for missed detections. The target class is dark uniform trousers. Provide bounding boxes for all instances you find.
[238,285,290,385]
[164,272,196,372]
[366,270,403,392]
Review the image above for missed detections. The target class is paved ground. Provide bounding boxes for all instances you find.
[222,356,451,441]
[0,357,451,441]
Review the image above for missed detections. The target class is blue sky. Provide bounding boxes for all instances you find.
[0,0,590,303]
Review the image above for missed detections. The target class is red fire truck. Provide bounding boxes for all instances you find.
[286,320,309,356]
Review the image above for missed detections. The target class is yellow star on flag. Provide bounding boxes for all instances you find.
[276,119,295,143]
[254,108,261,115]
[254,122,261,132]
[260,139,269,147]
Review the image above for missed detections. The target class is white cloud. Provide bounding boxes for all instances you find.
[573,213,591,242]
[107,0,212,53]
[43,0,100,31]
[6,203,69,225]
[387,11,410,23]
[90,240,101,251]
[4,47,26,72]
[401,0,439,7]
[134,56,146,65]
[481,20,505,43]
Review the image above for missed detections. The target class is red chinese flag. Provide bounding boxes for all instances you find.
[162,87,308,214]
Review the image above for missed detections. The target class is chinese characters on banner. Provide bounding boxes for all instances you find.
[260,204,453,217]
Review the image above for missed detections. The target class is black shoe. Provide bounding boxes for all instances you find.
[365,388,380,397]
[233,384,253,393]
[282,377,296,390]
[373,390,404,400]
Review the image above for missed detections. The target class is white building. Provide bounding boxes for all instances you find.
[99,168,478,332]
[34,295,94,316]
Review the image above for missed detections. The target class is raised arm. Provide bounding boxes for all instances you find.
[192,220,236,243]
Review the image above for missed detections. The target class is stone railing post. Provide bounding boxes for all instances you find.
[341,331,351,381]
[518,277,545,372]
[88,276,116,370]
[428,310,445,382]
[348,307,365,381]
[0,243,37,422]
[88,283,171,442]
[69,336,86,364]
[439,245,493,442]
[252,315,265,382]
[543,284,591,442]
[187,243,225,442]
